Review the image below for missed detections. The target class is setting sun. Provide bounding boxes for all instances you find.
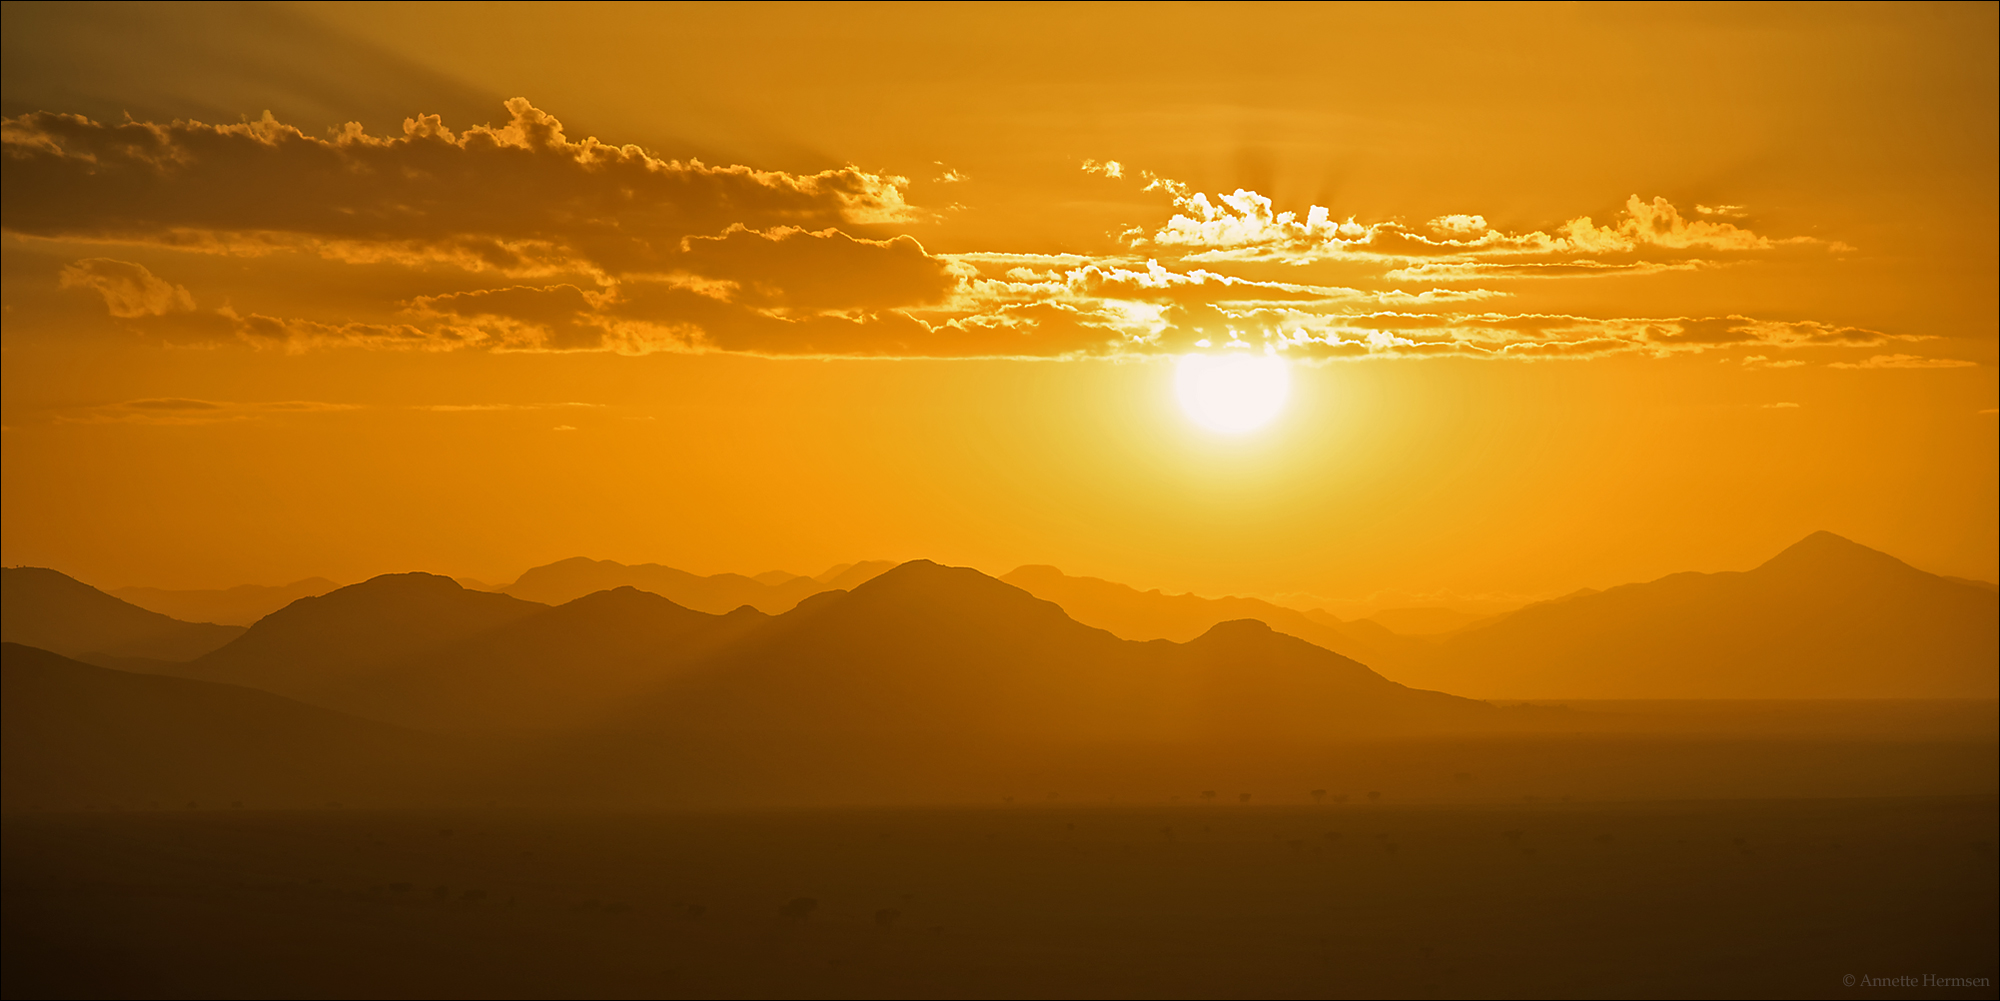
[1175,352,1291,433]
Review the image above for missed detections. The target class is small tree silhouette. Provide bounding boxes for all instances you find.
[779,897,818,921]
[875,908,900,928]
[1366,791,1382,802]
[1311,789,1327,803]
[1200,790,1216,802]
[1238,793,1252,804]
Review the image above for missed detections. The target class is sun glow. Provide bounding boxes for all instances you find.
[1175,352,1291,433]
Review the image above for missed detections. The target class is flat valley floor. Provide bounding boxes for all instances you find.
[5,796,1995,999]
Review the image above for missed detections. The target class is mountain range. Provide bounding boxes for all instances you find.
[111,563,1500,738]
[7,532,1991,707]
[497,557,896,611]
[3,532,1993,810]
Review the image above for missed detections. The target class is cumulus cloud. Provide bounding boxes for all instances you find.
[0,103,1907,365]
[2,99,915,281]
[1113,171,1834,271]
[57,258,194,317]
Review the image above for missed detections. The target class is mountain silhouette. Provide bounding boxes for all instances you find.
[175,573,548,702]
[638,561,1498,743]
[152,561,1504,744]
[1401,531,1998,698]
[111,577,341,626]
[499,557,894,612]
[327,586,770,730]
[1,643,432,810]
[998,564,1426,675]
[1,567,244,663]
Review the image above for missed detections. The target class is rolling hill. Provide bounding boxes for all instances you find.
[0,643,436,810]
[998,564,1427,675]
[174,572,549,703]
[326,586,769,730]
[111,577,341,626]
[1,567,244,663]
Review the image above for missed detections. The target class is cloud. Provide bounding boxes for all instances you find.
[416,402,602,412]
[2,99,916,283]
[2,103,1902,365]
[1741,355,1808,369]
[1114,173,1834,270]
[57,258,194,317]
[1828,354,1981,369]
[60,398,361,424]
[1762,402,1801,408]
[226,309,475,353]
[1240,313,1910,361]
[1383,260,1709,281]
[675,225,955,312]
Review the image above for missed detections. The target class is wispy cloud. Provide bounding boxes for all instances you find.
[60,398,362,425]
[416,402,603,412]
[1828,354,1980,370]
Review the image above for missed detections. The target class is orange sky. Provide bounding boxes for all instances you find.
[2,2,1994,605]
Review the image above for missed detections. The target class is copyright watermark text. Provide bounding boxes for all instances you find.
[1845,973,1992,988]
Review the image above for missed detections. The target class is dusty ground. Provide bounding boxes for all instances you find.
[5,796,1994,999]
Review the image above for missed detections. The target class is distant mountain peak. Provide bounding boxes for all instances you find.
[1195,618,1276,639]
[347,571,472,593]
[848,559,982,596]
[1754,531,1916,578]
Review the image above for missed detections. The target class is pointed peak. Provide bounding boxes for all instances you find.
[1754,531,1916,577]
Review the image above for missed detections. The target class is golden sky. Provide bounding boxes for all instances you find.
[2,2,1994,604]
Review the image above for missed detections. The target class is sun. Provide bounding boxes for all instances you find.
[1175,352,1291,433]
